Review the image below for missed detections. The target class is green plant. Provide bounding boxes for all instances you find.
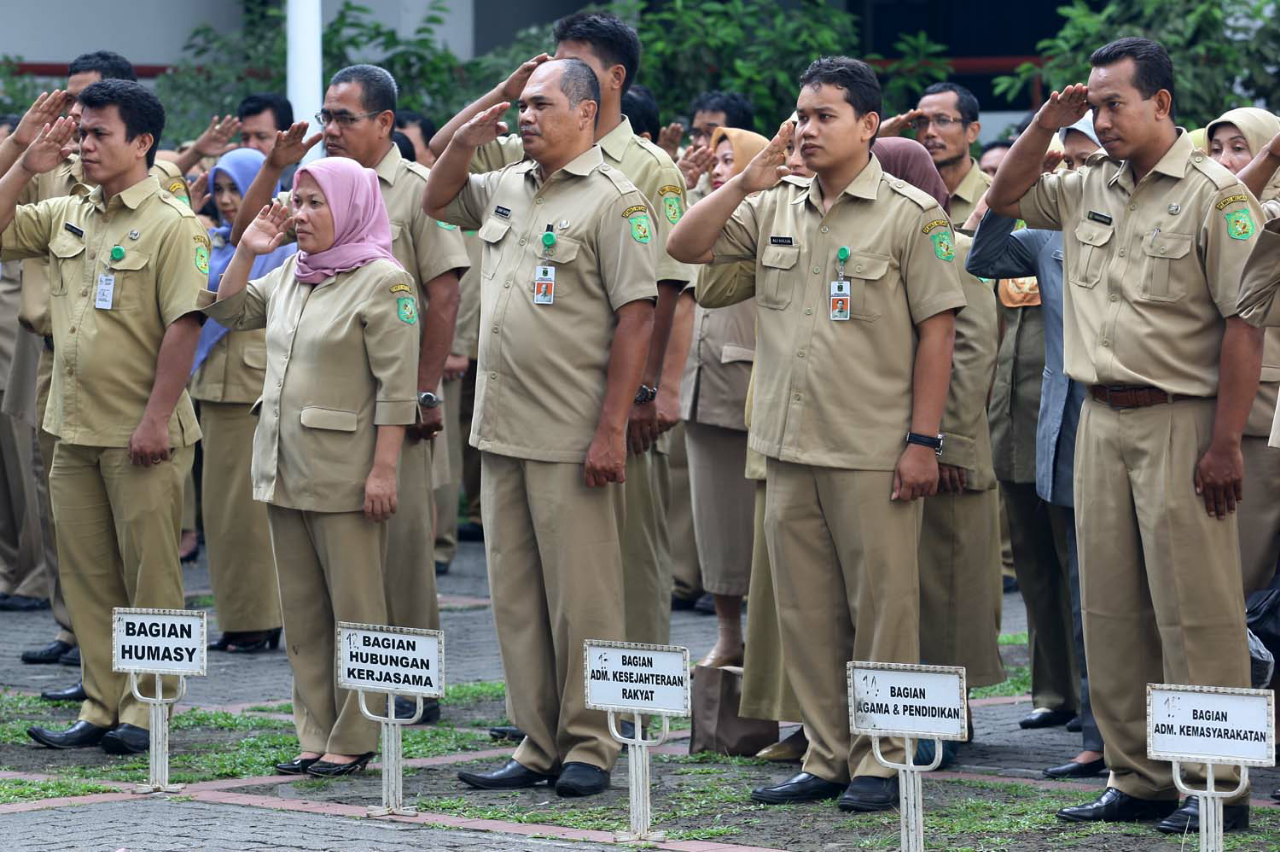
[0,56,44,118]
[879,31,952,115]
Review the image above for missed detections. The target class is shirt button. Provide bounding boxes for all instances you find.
[503,282,510,288]
[535,198,544,205]
[797,351,805,358]
[489,371,497,379]
[1159,246,1167,254]
[805,308,813,315]
[820,226,829,234]
[1118,249,1126,257]
[492,326,499,333]
[812,266,821,274]
[68,326,75,334]
[792,393,801,402]
[1129,204,1137,211]
[1102,339,1110,347]
[1110,294,1118,302]
[855,265,864,273]
[519,238,526,246]
[80,289,88,297]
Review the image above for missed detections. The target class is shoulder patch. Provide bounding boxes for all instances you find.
[629,212,652,244]
[885,177,935,210]
[658,184,682,196]
[167,178,188,198]
[1191,154,1238,191]
[158,193,197,218]
[194,233,212,251]
[194,245,209,275]
[397,296,418,325]
[922,218,949,235]
[1215,193,1249,211]
[389,282,413,295]
[930,230,956,262]
[1225,208,1257,241]
[622,204,649,219]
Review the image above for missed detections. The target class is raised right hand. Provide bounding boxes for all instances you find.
[879,109,924,138]
[267,122,323,170]
[1035,84,1090,132]
[500,54,551,101]
[657,123,684,160]
[456,102,510,149]
[677,145,712,190]
[18,118,76,175]
[736,121,793,194]
[13,90,70,148]
[240,201,292,255]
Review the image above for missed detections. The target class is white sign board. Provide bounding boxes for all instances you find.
[849,662,967,741]
[584,640,690,716]
[1147,684,1275,767]
[112,608,207,676]
[336,622,443,698]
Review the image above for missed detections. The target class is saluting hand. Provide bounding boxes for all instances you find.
[13,90,70,148]
[677,144,712,191]
[878,109,924,138]
[585,427,627,488]
[240,201,292,256]
[1035,84,1090,132]
[456,102,510,149]
[500,54,551,101]
[194,114,242,157]
[1195,441,1245,520]
[736,121,793,194]
[267,122,323,170]
[657,123,684,161]
[18,117,76,176]
[187,170,210,214]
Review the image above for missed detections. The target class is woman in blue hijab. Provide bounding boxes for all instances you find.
[190,148,295,654]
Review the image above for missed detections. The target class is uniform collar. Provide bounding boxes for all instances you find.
[373,144,402,186]
[802,154,882,208]
[1110,128,1193,190]
[61,156,91,195]
[951,158,986,205]
[520,145,604,183]
[88,175,159,211]
[597,117,635,162]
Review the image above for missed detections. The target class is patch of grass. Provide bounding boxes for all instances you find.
[655,751,770,767]
[419,794,627,833]
[171,709,291,731]
[0,779,116,804]
[464,716,510,730]
[292,777,335,792]
[970,665,1031,699]
[401,724,490,759]
[997,632,1028,646]
[443,681,505,705]
[244,702,293,714]
[58,732,300,784]
[665,825,740,841]
[0,689,78,715]
[184,594,216,609]
[0,720,36,744]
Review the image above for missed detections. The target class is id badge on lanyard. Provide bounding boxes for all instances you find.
[534,229,557,305]
[830,246,851,321]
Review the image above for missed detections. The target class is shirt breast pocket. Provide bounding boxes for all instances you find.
[757,245,799,310]
[48,235,84,297]
[1139,232,1193,303]
[538,235,581,297]
[845,252,892,322]
[477,217,511,280]
[105,250,149,311]
[1071,222,1113,289]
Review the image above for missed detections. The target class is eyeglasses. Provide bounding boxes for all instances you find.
[909,115,967,133]
[315,110,380,128]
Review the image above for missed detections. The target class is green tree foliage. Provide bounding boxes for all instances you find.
[0,56,45,118]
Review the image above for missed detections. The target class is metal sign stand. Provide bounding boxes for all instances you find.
[870,735,943,852]
[358,690,422,816]
[1171,760,1248,852]
[608,710,670,842]
[129,671,186,794]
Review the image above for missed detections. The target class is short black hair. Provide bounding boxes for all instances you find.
[980,140,1012,158]
[552,12,641,97]
[689,91,755,130]
[1089,37,1176,120]
[236,93,293,130]
[68,51,137,82]
[622,84,661,141]
[921,82,979,124]
[329,64,398,115]
[77,80,164,167]
[558,58,602,128]
[392,131,416,162]
[395,109,438,140]
[799,57,882,137]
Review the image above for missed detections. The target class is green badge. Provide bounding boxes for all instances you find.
[930,231,955,262]
[1225,208,1256,241]
[194,245,209,275]
[630,213,652,244]
[111,245,125,262]
[437,221,458,231]
[397,296,418,325]
[663,194,682,225]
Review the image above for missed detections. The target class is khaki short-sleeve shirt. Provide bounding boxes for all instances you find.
[438,145,658,462]
[1,175,204,447]
[941,234,997,490]
[950,158,993,228]
[452,231,483,360]
[200,256,419,511]
[679,268,755,431]
[1020,130,1261,397]
[705,155,968,470]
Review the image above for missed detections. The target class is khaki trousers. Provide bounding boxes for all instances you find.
[200,402,281,632]
[1003,480,1078,714]
[1238,436,1280,595]
[433,377,464,565]
[33,348,72,643]
[919,487,1006,688]
[460,362,481,527]
[384,438,440,632]
[617,448,672,645]
[482,452,625,773]
[685,422,753,596]
[667,422,703,602]
[268,505,387,755]
[766,459,920,782]
[182,466,198,531]
[1076,398,1250,801]
[0,391,49,599]
[51,443,191,729]
[740,481,802,722]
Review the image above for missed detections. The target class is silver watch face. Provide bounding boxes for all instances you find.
[419,392,440,408]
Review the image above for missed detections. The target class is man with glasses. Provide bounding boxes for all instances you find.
[886,82,989,226]
[230,64,469,726]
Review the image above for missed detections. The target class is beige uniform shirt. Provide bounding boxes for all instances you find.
[950,158,993,229]
[437,145,657,463]
[697,156,968,470]
[1,175,205,447]
[1236,207,1280,446]
[942,235,997,490]
[453,231,482,360]
[188,240,267,406]
[0,260,21,386]
[1241,199,1280,437]
[1020,130,1262,397]
[679,267,755,431]
[200,256,419,511]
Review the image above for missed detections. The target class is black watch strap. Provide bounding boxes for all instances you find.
[634,384,658,405]
[905,431,944,456]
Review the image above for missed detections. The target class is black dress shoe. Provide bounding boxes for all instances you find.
[41,681,86,702]
[1156,797,1249,834]
[458,759,556,790]
[306,752,374,777]
[394,696,441,724]
[488,725,525,742]
[0,594,50,611]
[555,762,610,797]
[671,594,698,611]
[1019,708,1074,729]
[275,756,320,775]
[750,772,845,805]
[1066,715,1083,733]
[435,560,450,576]
[59,646,81,667]
[1044,758,1106,779]
[457,522,484,542]
[1272,786,1280,802]
[1056,788,1178,823]
[21,639,72,665]
[102,723,150,755]
[839,775,900,812]
[27,720,110,749]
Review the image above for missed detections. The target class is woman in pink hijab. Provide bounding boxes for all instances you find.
[205,157,420,778]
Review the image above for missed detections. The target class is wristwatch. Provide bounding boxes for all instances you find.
[634,384,658,405]
[418,391,441,409]
[905,431,944,457]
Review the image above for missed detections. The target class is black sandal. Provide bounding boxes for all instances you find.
[305,752,375,777]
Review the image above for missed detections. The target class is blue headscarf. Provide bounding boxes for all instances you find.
[191,148,296,376]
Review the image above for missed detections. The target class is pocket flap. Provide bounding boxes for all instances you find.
[761,245,799,270]
[1142,232,1192,260]
[720,343,755,364]
[300,406,357,431]
[846,252,891,280]
[544,235,580,263]
[478,218,510,243]
[49,235,85,259]
[109,251,149,271]
[1074,222,1114,247]
[241,344,267,370]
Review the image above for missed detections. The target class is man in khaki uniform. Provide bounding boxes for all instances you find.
[896,83,992,226]
[670,57,964,812]
[232,65,468,722]
[989,38,1260,834]
[1,81,207,754]
[425,58,657,797]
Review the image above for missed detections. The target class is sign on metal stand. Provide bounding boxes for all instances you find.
[112,608,207,794]
[337,622,444,816]
[585,640,690,843]
[849,662,967,852]
[1147,683,1275,852]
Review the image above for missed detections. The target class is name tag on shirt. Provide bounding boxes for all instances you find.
[95,274,116,310]
[534,265,555,305]
[830,280,850,321]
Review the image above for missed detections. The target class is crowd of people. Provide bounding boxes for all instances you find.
[0,12,1278,839]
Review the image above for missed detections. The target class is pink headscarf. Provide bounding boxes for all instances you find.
[292,157,400,285]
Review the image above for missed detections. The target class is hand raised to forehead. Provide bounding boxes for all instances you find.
[195,114,242,157]
[736,121,794,194]
[14,90,70,148]
[1036,85,1090,132]
[18,117,76,176]
[456,102,510,149]
[268,122,323,170]
[501,54,551,101]
[240,201,293,256]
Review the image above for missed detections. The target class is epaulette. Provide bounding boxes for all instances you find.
[884,175,936,211]
[402,159,431,182]
[629,134,678,169]
[158,192,197,219]
[780,175,811,188]
[598,163,642,197]
[1189,151,1238,191]
[1085,150,1111,167]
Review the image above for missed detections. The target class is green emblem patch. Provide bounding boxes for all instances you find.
[663,195,682,225]
[397,296,418,325]
[194,245,209,275]
[930,231,955,262]
[630,213,652,244]
[1225,208,1256,241]
[437,221,458,231]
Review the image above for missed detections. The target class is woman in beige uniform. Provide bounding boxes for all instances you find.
[203,157,419,777]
